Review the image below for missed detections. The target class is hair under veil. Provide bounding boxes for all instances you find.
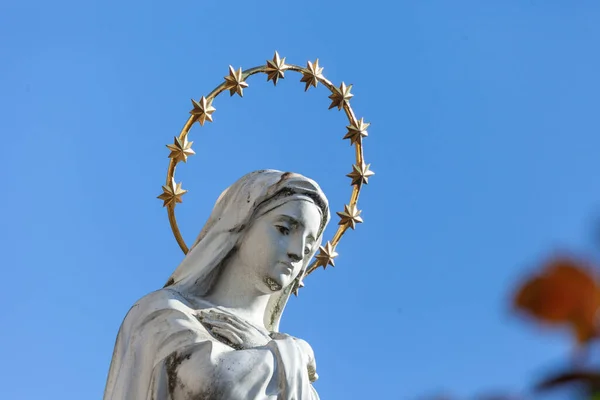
[164,169,330,332]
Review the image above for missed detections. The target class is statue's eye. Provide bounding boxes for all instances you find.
[304,247,311,255]
[276,225,290,235]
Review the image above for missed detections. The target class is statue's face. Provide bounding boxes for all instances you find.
[237,199,321,294]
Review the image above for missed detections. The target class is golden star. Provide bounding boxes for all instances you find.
[343,117,369,145]
[166,135,195,164]
[346,162,375,187]
[329,82,353,110]
[300,59,324,91]
[224,65,249,97]
[265,51,289,86]
[336,204,363,230]
[157,177,187,207]
[292,278,305,297]
[189,97,216,126]
[315,241,339,269]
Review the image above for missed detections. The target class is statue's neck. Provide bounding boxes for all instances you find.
[203,260,270,329]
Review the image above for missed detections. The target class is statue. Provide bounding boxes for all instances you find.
[104,53,374,400]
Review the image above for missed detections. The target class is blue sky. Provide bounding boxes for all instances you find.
[1,0,600,399]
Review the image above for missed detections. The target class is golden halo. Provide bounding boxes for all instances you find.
[158,52,374,284]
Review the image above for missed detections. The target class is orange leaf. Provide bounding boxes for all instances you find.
[513,255,600,344]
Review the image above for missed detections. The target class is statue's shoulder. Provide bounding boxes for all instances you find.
[124,288,195,323]
[271,331,310,345]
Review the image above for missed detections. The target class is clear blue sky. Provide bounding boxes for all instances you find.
[1,1,600,399]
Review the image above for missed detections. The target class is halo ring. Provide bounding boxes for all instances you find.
[159,53,373,280]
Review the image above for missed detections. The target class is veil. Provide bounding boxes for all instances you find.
[164,169,330,331]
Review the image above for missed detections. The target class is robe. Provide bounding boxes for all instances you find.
[104,288,319,400]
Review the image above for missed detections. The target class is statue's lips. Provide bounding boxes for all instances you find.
[277,261,294,273]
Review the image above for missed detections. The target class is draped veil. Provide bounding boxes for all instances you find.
[166,169,329,330]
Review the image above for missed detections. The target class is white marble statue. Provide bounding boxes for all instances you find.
[104,170,330,400]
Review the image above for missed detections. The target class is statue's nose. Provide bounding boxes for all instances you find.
[287,252,302,262]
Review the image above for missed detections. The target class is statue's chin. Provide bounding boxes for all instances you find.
[264,277,283,292]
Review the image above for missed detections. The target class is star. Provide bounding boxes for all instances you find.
[265,51,289,86]
[292,278,305,297]
[328,82,353,110]
[336,204,363,230]
[300,59,324,91]
[343,117,370,145]
[314,241,339,269]
[157,177,187,207]
[224,65,249,97]
[346,161,375,187]
[189,97,216,126]
[166,135,195,164]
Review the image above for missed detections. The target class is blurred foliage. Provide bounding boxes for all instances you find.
[513,255,600,345]
[514,253,600,400]
[421,251,600,400]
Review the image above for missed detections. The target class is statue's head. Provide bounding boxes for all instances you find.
[236,195,323,294]
[166,170,330,330]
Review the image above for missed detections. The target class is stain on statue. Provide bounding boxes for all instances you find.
[104,170,329,400]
